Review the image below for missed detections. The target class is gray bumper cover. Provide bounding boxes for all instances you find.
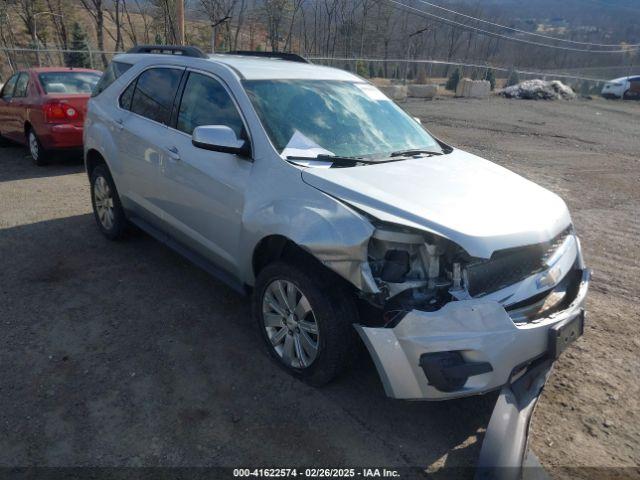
[475,358,553,480]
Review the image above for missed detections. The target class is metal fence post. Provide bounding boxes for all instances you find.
[88,44,94,69]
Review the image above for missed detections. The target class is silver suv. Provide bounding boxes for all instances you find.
[85,46,589,402]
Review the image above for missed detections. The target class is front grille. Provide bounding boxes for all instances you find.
[465,226,572,297]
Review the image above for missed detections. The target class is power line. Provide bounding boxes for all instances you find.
[386,0,640,53]
[415,0,640,48]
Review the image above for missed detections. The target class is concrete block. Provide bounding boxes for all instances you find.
[378,85,408,101]
[371,78,392,86]
[456,78,490,98]
[408,84,438,98]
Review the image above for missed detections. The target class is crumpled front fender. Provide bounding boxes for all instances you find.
[241,177,378,292]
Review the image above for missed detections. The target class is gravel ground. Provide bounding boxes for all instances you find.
[0,96,638,478]
[407,96,640,478]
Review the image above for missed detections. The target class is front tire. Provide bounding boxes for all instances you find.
[253,261,357,386]
[28,129,49,166]
[90,164,127,240]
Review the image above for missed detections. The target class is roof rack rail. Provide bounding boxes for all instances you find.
[226,51,309,63]
[126,45,207,58]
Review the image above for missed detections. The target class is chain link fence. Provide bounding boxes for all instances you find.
[1,47,118,75]
[1,46,613,93]
[311,57,611,92]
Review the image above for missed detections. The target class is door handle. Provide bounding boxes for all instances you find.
[166,146,181,161]
[115,118,124,130]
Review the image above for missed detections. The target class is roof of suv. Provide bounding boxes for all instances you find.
[114,52,360,81]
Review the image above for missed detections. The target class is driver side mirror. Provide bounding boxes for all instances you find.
[192,125,251,158]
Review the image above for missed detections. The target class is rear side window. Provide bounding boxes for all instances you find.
[39,72,100,94]
[13,73,29,97]
[129,68,183,125]
[1,73,19,99]
[177,72,244,137]
[92,61,132,97]
[119,81,136,110]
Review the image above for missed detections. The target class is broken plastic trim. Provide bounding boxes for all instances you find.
[475,357,553,480]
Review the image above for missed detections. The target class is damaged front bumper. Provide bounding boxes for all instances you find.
[355,268,590,400]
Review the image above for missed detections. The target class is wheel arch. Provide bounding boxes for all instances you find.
[252,234,336,281]
[243,197,378,295]
[86,148,107,179]
[24,121,33,137]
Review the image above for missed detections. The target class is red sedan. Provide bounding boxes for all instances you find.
[0,67,102,166]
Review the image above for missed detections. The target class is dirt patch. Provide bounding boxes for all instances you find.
[0,96,638,477]
[407,96,640,475]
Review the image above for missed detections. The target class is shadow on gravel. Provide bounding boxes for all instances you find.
[0,143,83,182]
[0,214,495,471]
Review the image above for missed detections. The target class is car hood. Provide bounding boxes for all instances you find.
[301,148,571,259]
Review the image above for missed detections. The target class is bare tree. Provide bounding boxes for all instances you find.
[232,0,246,50]
[264,0,290,52]
[284,0,304,52]
[45,0,70,50]
[151,0,178,45]
[15,0,40,45]
[0,3,19,73]
[132,0,153,44]
[120,0,139,45]
[200,0,236,51]
[105,0,125,51]
[79,0,109,66]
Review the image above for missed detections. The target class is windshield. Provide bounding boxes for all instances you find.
[243,80,441,158]
[39,72,101,94]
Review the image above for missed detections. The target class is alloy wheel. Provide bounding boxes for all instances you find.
[93,176,115,230]
[262,279,319,369]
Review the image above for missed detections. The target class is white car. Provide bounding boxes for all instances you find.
[601,75,640,99]
[84,45,590,471]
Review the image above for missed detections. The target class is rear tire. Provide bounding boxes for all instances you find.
[253,261,358,386]
[27,129,49,166]
[90,164,127,240]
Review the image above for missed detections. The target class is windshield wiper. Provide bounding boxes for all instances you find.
[389,149,443,158]
[286,154,379,166]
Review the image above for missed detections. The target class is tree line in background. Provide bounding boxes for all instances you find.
[1,0,638,80]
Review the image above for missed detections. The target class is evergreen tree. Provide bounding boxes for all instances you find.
[66,22,91,69]
[356,60,368,77]
[446,68,461,91]
[368,62,376,78]
[507,68,520,87]
[485,69,496,90]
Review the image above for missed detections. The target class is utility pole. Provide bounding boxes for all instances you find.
[176,0,185,45]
